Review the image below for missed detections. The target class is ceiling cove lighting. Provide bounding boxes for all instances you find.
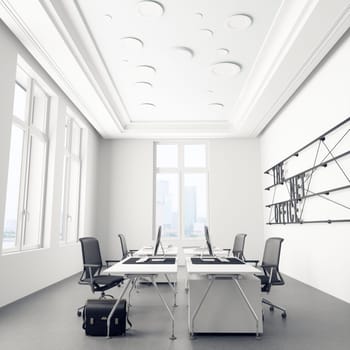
[138,1,165,17]
[135,81,153,89]
[194,12,204,20]
[139,102,156,110]
[227,14,253,30]
[211,61,241,76]
[136,65,157,80]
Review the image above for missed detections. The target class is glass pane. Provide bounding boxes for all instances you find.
[66,159,81,242]
[184,173,207,238]
[24,136,46,248]
[59,155,68,241]
[2,126,24,250]
[184,144,206,168]
[70,120,81,157]
[156,144,178,168]
[13,82,27,121]
[32,84,47,133]
[156,173,179,238]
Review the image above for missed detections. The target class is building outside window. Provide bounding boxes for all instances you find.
[154,142,208,239]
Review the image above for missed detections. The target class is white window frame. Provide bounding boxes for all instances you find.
[153,141,209,240]
[59,114,83,244]
[2,66,50,253]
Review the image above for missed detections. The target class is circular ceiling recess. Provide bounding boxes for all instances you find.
[120,37,144,51]
[136,65,157,79]
[172,46,194,60]
[208,103,224,112]
[194,12,204,20]
[135,81,153,89]
[139,102,156,111]
[227,14,253,30]
[200,28,214,39]
[138,1,164,17]
[217,48,230,56]
[211,62,241,76]
[104,14,113,21]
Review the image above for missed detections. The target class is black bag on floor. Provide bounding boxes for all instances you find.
[83,299,127,336]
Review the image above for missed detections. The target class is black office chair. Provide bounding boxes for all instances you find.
[77,237,124,317]
[232,233,247,260]
[255,237,287,319]
[118,233,138,259]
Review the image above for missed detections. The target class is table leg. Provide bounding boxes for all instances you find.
[164,274,177,307]
[190,276,215,339]
[106,278,133,338]
[232,277,261,338]
[151,277,176,340]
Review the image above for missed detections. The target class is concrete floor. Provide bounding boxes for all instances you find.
[0,268,349,350]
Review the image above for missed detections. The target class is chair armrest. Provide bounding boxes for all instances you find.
[244,259,259,266]
[105,259,120,267]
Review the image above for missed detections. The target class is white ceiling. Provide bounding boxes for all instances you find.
[1,0,350,138]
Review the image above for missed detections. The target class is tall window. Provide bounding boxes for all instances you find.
[154,143,208,239]
[60,115,83,243]
[2,66,50,252]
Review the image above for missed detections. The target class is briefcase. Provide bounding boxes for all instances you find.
[83,299,127,336]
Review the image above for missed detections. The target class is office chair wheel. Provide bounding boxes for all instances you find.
[269,306,274,312]
[77,310,82,317]
[281,312,287,319]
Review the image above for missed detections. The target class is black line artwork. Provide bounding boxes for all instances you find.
[264,117,350,225]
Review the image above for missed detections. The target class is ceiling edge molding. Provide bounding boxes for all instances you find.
[250,4,350,136]
[231,0,350,137]
[41,0,126,132]
[0,0,122,137]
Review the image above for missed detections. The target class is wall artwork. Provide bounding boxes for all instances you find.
[264,117,350,224]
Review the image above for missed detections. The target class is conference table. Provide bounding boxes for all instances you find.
[104,256,178,339]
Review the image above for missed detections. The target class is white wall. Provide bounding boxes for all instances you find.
[97,139,264,264]
[0,21,99,307]
[260,30,350,303]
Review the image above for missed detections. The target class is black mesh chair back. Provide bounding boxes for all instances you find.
[260,237,285,290]
[232,233,247,259]
[118,234,128,259]
[79,237,103,279]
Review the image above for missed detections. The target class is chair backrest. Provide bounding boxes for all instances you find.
[261,237,284,286]
[118,234,128,259]
[79,237,103,279]
[232,233,247,259]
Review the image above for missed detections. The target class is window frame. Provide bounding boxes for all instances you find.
[153,141,209,240]
[59,114,83,245]
[2,67,50,253]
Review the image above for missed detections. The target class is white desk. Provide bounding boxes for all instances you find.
[186,257,263,337]
[183,247,227,257]
[104,257,178,339]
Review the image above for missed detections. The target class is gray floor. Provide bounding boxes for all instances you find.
[0,268,349,350]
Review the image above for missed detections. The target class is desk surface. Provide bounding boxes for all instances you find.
[186,257,260,275]
[183,247,227,256]
[105,257,178,275]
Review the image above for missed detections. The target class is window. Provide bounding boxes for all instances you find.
[154,143,208,239]
[2,66,50,252]
[60,115,83,243]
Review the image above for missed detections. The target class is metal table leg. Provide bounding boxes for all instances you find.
[106,278,133,338]
[164,273,177,307]
[190,276,215,338]
[151,277,176,340]
[232,277,261,338]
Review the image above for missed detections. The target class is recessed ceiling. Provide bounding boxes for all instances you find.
[2,0,347,138]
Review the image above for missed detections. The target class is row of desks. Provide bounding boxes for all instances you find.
[104,247,262,339]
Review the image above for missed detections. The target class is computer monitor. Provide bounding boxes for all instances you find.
[153,226,162,256]
[204,225,213,256]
